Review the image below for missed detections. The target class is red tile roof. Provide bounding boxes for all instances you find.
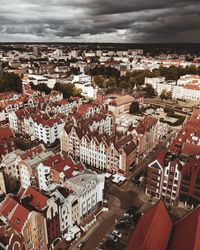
[182,142,200,156]
[43,154,84,178]
[0,127,14,144]
[8,204,30,234]
[169,206,200,250]
[156,151,167,167]
[0,196,30,234]
[0,196,18,218]
[20,144,45,160]
[126,200,173,250]
[20,187,48,211]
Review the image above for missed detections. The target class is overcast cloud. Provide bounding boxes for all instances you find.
[0,0,199,42]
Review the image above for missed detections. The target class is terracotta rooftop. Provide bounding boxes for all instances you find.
[126,200,173,250]
[169,206,200,250]
[20,187,48,211]
[0,127,14,144]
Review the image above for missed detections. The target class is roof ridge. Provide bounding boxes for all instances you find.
[141,200,163,249]
[174,205,200,225]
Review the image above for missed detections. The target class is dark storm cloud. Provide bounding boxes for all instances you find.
[0,0,199,42]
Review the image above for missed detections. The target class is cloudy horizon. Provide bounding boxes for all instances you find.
[0,0,199,43]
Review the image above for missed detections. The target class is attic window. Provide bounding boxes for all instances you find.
[15,219,20,224]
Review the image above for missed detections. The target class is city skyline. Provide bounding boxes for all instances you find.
[0,0,199,43]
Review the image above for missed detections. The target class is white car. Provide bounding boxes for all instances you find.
[112,230,122,238]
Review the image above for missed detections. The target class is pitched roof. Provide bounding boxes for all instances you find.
[20,144,45,160]
[0,196,18,218]
[0,196,30,234]
[20,187,48,211]
[126,200,173,250]
[182,142,200,156]
[8,204,30,234]
[43,154,84,178]
[169,206,200,250]
[110,95,134,106]
[0,127,14,143]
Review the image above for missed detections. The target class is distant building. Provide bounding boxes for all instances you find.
[108,95,135,115]
[33,46,40,57]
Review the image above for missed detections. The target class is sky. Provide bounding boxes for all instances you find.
[0,0,199,43]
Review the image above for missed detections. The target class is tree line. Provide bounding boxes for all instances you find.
[90,65,200,89]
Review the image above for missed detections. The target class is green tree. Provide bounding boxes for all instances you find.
[119,80,131,89]
[130,101,140,114]
[30,82,51,95]
[106,77,117,88]
[160,90,172,100]
[93,75,106,88]
[0,71,22,93]
[143,84,157,98]
[54,82,82,99]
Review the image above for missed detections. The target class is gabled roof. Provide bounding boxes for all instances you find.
[0,196,30,234]
[43,154,84,178]
[149,151,167,169]
[126,200,173,250]
[20,187,48,211]
[169,206,200,250]
[182,142,200,157]
[8,204,30,234]
[0,196,18,218]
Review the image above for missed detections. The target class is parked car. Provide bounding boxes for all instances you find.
[115,223,127,230]
[129,164,135,172]
[119,217,130,224]
[111,230,122,238]
[126,206,139,215]
[108,234,118,243]
[77,242,85,249]
[105,239,115,247]
[132,173,145,185]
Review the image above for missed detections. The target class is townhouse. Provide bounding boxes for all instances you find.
[64,170,105,220]
[9,108,66,145]
[0,195,48,250]
[179,156,200,208]
[19,187,60,249]
[130,116,159,155]
[0,149,23,192]
[38,153,84,191]
[51,186,80,235]
[33,116,65,145]
[77,103,103,118]
[75,112,115,136]
[60,125,138,176]
[146,151,182,204]
[18,145,55,189]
